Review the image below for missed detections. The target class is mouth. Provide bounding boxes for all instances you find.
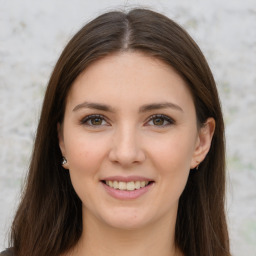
[101,180,154,191]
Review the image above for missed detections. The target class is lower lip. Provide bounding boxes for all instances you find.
[102,182,154,200]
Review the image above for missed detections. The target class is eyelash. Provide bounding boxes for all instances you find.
[80,114,108,127]
[146,114,175,127]
[80,114,175,127]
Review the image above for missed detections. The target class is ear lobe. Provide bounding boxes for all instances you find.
[191,117,215,169]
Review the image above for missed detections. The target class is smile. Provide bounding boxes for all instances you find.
[101,176,154,199]
[104,180,151,191]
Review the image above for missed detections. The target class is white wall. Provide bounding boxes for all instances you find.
[1,0,256,255]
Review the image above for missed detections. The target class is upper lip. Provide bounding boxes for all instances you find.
[102,176,154,182]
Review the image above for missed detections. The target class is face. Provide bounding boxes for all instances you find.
[58,52,214,230]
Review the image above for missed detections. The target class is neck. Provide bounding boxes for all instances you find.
[70,209,183,256]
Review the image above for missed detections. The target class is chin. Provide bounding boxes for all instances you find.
[99,208,153,230]
[106,218,148,231]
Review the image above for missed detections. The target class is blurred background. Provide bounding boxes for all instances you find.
[0,0,255,254]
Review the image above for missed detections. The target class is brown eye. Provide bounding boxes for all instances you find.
[153,117,165,125]
[146,114,174,127]
[91,117,103,125]
[81,114,108,127]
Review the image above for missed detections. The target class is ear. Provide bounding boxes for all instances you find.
[190,117,215,169]
[57,123,69,169]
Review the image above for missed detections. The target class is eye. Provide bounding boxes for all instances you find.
[146,114,174,127]
[80,114,109,127]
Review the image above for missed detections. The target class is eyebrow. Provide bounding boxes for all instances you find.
[73,102,115,112]
[72,101,183,113]
[139,102,183,113]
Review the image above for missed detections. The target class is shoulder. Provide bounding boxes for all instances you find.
[0,248,15,256]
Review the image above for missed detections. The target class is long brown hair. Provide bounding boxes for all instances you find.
[10,8,230,256]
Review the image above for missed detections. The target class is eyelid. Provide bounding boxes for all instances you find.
[145,114,175,126]
[80,113,175,127]
[80,114,110,126]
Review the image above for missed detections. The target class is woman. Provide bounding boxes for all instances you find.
[1,8,231,256]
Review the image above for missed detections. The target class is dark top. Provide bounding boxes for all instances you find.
[0,249,14,256]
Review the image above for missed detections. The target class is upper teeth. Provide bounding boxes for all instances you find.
[105,181,150,191]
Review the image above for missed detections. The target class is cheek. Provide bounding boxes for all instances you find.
[144,134,193,218]
[64,132,109,175]
[148,132,196,172]
[147,132,195,194]
[65,134,109,202]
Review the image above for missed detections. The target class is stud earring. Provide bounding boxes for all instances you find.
[62,157,67,165]
[195,160,200,170]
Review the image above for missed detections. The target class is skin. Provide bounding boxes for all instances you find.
[58,52,215,256]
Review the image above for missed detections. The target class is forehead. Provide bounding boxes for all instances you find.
[66,52,195,113]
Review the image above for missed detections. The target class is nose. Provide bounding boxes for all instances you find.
[108,125,146,167]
